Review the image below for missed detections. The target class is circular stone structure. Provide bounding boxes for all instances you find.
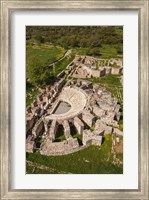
[45,86,87,121]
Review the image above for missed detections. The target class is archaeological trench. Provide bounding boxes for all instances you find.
[26,55,123,155]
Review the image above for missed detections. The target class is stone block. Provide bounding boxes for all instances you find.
[91,69,100,77]
[32,119,44,137]
[37,94,43,101]
[62,120,72,140]
[113,128,123,136]
[67,138,79,148]
[26,106,32,113]
[49,120,57,141]
[83,129,102,146]
[82,110,95,127]
[82,130,92,145]
[73,117,84,134]
[32,100,37,107]
[94,120,113,134]
[26,115,35,132]
[92,105,106,117]
[111,67,121,75]
[92,135,102,146]
[99,67,106,77]
[26,140,34,153]
[105,66,112,74]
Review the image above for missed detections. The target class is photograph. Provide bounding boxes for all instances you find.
[26,26,123,174]
[1,0,149,198]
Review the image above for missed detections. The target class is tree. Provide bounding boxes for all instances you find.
[117,44,123,54]
[36,35,45,43]
[86,48,100,56]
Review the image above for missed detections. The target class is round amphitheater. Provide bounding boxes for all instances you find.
[26,78,122,155]
[45,86,87,121]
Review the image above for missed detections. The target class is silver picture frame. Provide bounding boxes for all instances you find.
[0,0,148,199]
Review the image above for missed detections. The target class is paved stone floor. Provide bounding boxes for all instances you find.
[53,101,71,114]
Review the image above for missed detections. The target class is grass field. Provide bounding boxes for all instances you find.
[26,44,65,70]
[26,135,123,174]
[72,44,123,59]
[99,44,122,58]
[26,44,67,107]
[52,54,75,76]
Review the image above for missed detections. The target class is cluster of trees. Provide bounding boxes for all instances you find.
[26,26,123,49]
[26,26,123,88]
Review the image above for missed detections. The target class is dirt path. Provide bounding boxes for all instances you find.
[49,49,72,66]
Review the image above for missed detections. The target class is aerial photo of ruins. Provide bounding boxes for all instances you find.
[26,26,123,174]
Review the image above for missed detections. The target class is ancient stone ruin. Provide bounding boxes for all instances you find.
[67,55,123,78]
[26,55,123,155]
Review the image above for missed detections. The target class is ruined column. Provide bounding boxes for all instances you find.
[43,118,49,134]
[73,117,84,134]
[32,119,44,137]
[62,120,72,140]
[49,120,57,141]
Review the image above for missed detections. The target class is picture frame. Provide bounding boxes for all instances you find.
[0,0,148,199]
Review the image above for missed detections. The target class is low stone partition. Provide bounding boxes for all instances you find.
[26,114,36,132]
[26,135,35,153]
[71,55,123,79]
[40,138,81,156]
[49,120,57,141]
[62,120,72,140]
[111,67,123,75]
[82,110,95,127]
[94,120,113,135]
[82,129,102,146]
[73,117,84,134]
[32,118,44,137]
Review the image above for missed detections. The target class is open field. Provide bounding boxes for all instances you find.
[26,44,65,70]
[26,135,123,174]
[26,44,69,107]
[72,44,122,59]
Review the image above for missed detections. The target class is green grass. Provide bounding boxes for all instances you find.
[26,135,123,174]
[99,44,118,58]
[26,44,65,77]
[86,74,121,86]
[26,82,39,107]
[55,125,66,142]
[72,43,123,59]
[53,54,75,76]
[26,44,71,106]
[116,153,123,162]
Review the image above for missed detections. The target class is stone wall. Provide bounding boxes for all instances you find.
[82,110,95,127]
[26,115,36,132]
[62,120,72,140]
[49,120,57,141]
[32,119,44,137]
[73,117,84,134]
[40,138,80,155]
[71,55,123,79]
[82,129,102,146]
